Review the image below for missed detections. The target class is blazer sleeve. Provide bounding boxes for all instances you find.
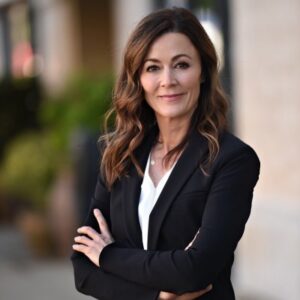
[70,171,159,299]
[99,145,260,294]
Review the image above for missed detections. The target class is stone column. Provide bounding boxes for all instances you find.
[112,0,154,72]
[230,0,300,299]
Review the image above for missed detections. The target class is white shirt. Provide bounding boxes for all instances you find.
[138,153,177,249]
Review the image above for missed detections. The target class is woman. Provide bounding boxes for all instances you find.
[71,7,260,300]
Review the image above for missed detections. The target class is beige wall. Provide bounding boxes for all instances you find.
[231,0,300,299]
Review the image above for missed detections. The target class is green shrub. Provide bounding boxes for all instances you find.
[40,74,113,153]
[0,132,59,211]
[0,74,113,211]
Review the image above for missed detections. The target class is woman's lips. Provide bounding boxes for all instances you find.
[158,93,185,101]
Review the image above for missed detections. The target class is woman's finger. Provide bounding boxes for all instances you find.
[177,284,212,300]
[185,229,201,250]
[198,284,212,296]
[77,226,100,241]
[184,242,192,250]
[189,284,212,298]
[72,243,88,255]
[94,209,111,238]
[74,235,93,247]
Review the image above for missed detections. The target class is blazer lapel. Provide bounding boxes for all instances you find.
[122,129,156,248]
[147,130,208,250]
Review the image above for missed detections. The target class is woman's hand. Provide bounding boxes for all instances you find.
[72,208,114,267]
[185,229,200,250]
[158,285,212,300]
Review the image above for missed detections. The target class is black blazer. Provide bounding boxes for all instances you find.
[71,128,260,300]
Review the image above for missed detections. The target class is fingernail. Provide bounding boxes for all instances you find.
[94,209,99,215]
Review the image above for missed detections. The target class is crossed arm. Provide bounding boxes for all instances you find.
[71,146,260,299]
[73,209,211,300]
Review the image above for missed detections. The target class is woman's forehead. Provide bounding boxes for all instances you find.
[144,32,199,62]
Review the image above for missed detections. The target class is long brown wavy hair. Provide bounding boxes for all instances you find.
[100,7,228,189]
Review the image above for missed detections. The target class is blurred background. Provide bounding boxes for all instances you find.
[0,0,299,299]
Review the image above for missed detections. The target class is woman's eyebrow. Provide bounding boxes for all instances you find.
[144,54,192,63]
[172,54,192,61]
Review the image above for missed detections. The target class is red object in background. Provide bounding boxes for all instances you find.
[11,41,33,77]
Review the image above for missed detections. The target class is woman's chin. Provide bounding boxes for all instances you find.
[155,111,192,122]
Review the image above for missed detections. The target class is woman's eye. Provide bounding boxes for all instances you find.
[175,62,190,69]
[146,65,159,72]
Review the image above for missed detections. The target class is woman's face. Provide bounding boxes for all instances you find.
[140,32,202,123]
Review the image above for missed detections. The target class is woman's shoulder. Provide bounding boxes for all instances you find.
[217,130,260,166]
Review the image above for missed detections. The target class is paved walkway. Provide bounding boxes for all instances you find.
[0,259,91,300]
[0,226,91,300]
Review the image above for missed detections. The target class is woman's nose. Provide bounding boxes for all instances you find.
[160,68,177,87]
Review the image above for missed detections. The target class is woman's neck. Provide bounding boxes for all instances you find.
[156,117,190,155]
